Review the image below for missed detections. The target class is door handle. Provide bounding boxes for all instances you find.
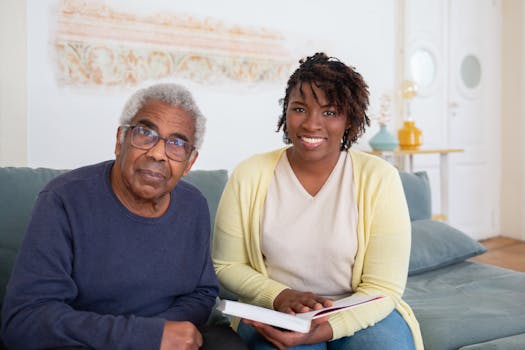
[448,101,459,117]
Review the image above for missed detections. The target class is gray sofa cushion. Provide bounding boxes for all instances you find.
[405,262,525,350]
[408,219,486,276]
[459,333,525,349]
[399,171,432,221]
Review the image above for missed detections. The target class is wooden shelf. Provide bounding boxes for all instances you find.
[367,148,464,156]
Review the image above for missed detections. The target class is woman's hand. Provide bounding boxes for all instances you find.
[273,289,333,314]
[244,317,333,350]
[243,289,333,348]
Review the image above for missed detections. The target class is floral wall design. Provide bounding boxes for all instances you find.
[54,0,294,87]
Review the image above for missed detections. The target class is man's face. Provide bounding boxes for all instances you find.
[113,99,198,204]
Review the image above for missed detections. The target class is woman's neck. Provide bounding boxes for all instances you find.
[286,148,342,196]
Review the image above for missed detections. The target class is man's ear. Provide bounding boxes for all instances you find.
[115,127,123,157]
[182,151,199,177]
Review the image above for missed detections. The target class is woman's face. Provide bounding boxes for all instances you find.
[285,82,348,165]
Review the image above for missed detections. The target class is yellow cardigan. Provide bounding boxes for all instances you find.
[213,148,423,349]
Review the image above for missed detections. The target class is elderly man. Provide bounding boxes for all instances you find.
[1,84,246,350]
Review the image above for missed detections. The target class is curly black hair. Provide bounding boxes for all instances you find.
[277,52,370,150]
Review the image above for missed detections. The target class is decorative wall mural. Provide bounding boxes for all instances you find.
[54,0,294,87]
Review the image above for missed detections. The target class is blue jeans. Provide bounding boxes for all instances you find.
[237,310,415,350]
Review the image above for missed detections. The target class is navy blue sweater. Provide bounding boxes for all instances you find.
[1,161,219,349]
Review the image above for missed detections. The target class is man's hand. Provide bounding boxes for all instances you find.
[273,289,333,314]
[160,321,202,350]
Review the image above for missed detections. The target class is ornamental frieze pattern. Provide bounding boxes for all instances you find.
[54,0,294,87]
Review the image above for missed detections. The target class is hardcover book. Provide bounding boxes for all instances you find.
[217,294,384,333]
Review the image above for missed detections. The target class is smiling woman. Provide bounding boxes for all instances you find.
[282,82,349,195]
[213,53,424,350]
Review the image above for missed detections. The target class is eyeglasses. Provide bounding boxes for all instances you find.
[122,124,195,162]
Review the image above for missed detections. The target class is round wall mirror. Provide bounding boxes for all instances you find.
[460,55,481,89]
[409,49,436,89]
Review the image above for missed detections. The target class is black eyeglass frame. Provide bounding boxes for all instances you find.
[121,124,196,162]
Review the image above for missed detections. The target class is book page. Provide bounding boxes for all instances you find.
[296,294,385,320]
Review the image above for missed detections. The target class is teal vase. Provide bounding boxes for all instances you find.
[369,124,398,151]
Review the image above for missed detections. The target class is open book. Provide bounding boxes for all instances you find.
[217,294,384,333]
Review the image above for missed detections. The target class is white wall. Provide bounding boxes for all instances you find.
[501,0,525,241]
[21,0,397,172]
[0,0,27,166]
[4,0,522,240]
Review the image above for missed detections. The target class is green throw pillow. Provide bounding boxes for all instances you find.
[408,219,487,276]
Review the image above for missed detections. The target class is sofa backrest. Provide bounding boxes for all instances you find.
[0,167,69,308]
[182,169,229,228]
[0,165,430,331]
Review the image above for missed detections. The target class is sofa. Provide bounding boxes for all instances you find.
[1,165,525,349]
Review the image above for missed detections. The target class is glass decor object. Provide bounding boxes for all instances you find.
[398,80,422,150]
[369,124,398,151]
[401,80,418,101]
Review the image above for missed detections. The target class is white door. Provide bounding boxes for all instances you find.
[405,0,500,239]
[446,0,500,239]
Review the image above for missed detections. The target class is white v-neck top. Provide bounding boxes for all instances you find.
[261,151,358,299]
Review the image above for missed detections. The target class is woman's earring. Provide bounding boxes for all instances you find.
[282,121,291,144]
[341,128,350,149]
[343,128,350,140]
[282,131,291,144]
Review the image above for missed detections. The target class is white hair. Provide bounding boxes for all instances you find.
[119,83,206,150]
